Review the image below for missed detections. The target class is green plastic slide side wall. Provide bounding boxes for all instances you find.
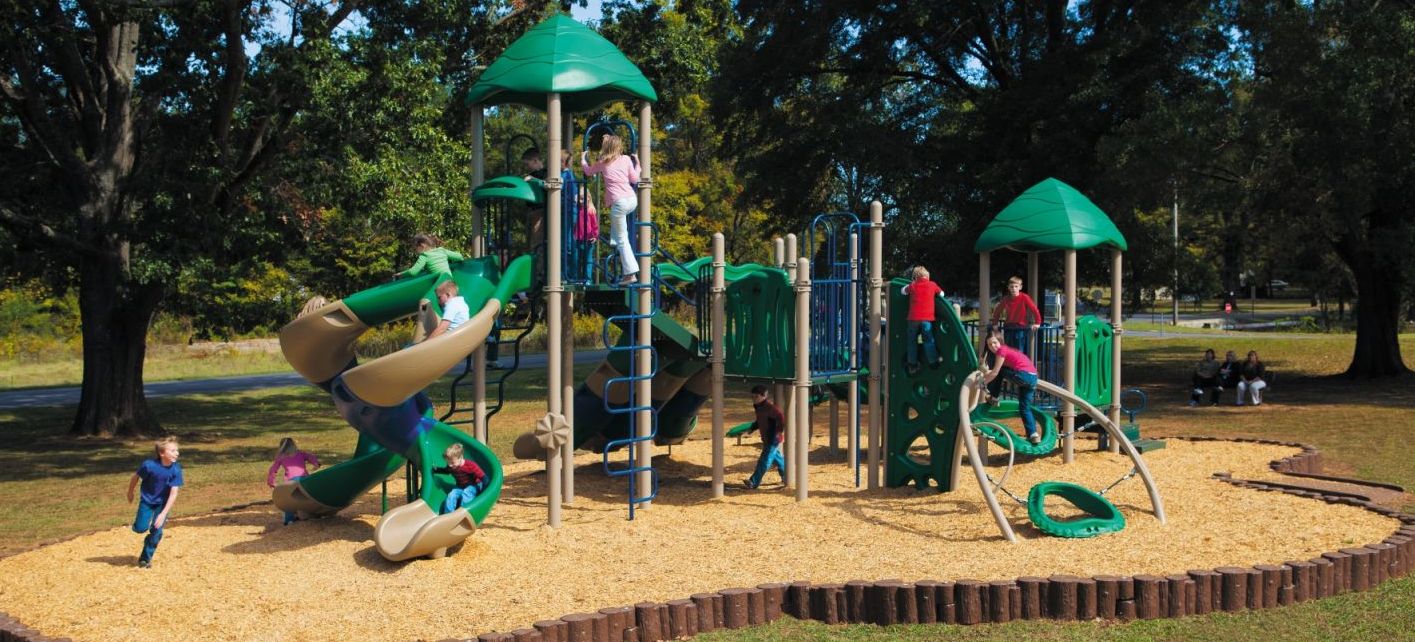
[1073,315,1113,409]
[343,256,501,325]
[722,268,795,380]
[885,279,979,491]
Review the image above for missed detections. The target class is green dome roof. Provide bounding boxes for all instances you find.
[974,178,1128,253]
[471,175,544,206]
[466,14,657,112]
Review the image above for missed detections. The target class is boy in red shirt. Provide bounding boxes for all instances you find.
[902,266,945,374]
[990,275,1042,355]
[433,443,485,514]
[742,385,787,489]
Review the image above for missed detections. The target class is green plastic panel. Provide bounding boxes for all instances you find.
[343,256,499,325]
[1026,480,1126,538]
[655,256,772,285]
[885,280,979,491]
[465,14,657,112]
[722,268,795,380]
[1073,315,1114,410]
[975,178,1128,253]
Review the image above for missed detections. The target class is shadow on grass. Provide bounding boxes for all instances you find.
[84,555,138,567]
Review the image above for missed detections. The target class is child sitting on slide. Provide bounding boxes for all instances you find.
[432,443,485,514]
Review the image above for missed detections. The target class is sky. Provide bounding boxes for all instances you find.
[571,0,604,23]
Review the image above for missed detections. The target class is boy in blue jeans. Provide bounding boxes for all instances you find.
[433,443,486,514]
[742,385,788,489]
[126,436,183,568]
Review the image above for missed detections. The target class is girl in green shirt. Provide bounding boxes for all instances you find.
[397,233,464,279]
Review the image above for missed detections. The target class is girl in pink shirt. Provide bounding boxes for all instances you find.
[581,134,640,286]
[268,437,321,524]
[981,330,1042,444]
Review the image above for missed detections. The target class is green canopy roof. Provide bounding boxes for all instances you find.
[471,175,544,206]
[465,14,657,112]
[974,178,1128,253]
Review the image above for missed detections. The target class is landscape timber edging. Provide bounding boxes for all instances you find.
[460,437,1414,641]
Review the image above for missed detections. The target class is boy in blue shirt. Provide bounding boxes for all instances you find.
[126,436,183,568]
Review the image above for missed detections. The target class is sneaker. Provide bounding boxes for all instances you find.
[618,273,639,286]
[741,479,756,489]
[905,363,919,375]
[1028,433,1042,445]
[137,559,151,569]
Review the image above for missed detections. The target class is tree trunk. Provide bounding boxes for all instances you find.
[1344,252,1410,377]
[71,247,165,437]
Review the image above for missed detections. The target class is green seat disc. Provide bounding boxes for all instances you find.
[1026,481,1126,538]
[726,421,755,437]
[970,401,1058,456]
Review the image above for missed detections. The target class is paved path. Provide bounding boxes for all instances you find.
[0,350,609,410]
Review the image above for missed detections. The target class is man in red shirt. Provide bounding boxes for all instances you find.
[902,266,945,374]
[991,275,1042,355]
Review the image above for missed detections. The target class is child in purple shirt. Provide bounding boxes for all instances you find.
[268,437,320,525]
[981,329,1042,444]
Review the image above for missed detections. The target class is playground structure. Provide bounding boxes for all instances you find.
[271,14,1164,561]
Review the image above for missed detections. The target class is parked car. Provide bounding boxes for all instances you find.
[1269,279,1289,292]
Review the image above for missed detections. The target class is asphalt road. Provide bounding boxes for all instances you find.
[0,350,609,410]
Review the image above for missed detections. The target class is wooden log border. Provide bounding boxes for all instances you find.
[0,440,1410,642]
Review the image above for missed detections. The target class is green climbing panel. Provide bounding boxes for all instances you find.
[1074,315,1114,410]
[722,268,796,381]
[885,279,978,491]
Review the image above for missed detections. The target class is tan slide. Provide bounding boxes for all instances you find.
[374,499,477,561]
[272,480,342,518]
[340,299,502,407]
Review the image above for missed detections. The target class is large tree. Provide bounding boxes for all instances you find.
[0,0,359,436]
[1237,1,1414,376]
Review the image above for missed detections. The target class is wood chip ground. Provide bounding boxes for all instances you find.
[0,436,1397,642]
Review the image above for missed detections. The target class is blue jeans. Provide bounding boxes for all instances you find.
[282,476,303,524]
[748,443,787,488]
[133,500,167,563]
[1008,368,1039,437]
[1004,326,1031,357]
[441,485,480,514]
[907,321,938,367]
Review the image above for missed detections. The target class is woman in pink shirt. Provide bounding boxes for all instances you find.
[981,329,1042,445]
[581,134,640,286]
[268,437,321,524]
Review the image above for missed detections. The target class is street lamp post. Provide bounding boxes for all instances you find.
[1172,181,1179,326]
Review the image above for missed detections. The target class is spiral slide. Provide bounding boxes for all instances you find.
[275,254,532,561]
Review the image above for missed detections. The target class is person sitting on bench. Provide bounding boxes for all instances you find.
[1189,349,1222,406]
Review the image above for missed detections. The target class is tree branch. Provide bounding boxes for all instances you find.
[212,0,249,155]
[0,53,88,180]
[0,203,106,258]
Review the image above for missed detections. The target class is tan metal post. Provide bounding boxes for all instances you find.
[710,233,727,497]
[866,201,883,489]
[795,257,812,502]
[634,102,654,503]
[545,94,564,527]
[1063,249,1077,464]
[829,398,839,453]
[847,230,859,478]
[470,108,488,443]
[979,252,991,342]
[1028,251,1040,353]
[783,233,798,489]
[1110,249,1123,453]
[561,115,576,503]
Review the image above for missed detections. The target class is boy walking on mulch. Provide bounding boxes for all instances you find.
[742,385,788,489]
[432,443,485,514]
[126,436,183,568]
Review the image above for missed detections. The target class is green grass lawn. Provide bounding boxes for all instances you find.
[0,334,1410,641]
[0,343,293,390]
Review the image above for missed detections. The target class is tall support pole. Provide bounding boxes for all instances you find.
[771,235,786,482]
[556,113,575,505]
[1062,249,1077,464]
[782,233,798,489]
[978,252,992,336]
[866,202,883,489]
[847,231,860,482]
[634,102,654,503]
[1109,249,1124,453]
[1172,182,1180,326]
[544,93,565,527]
[795,257,812,502]
[710,233,727,498]
[470,108,489,443]
[1027,252,1040,321]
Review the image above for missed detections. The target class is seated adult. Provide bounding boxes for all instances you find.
[1216,350,1242,403]
[1236,350,1268,406]
[1189,349,1222,406]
